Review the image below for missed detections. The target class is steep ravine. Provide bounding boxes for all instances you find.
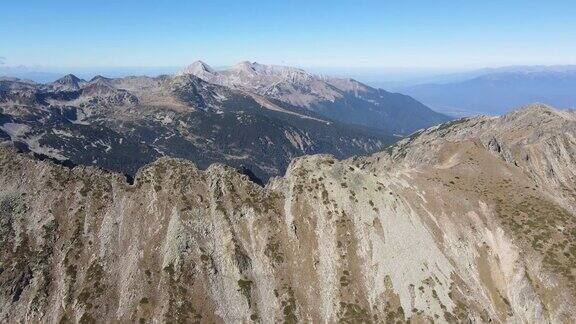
[0,105,575,323]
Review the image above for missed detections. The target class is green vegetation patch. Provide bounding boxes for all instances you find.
[494,193,576,292]
[238,278,253,304]
[280,285,298,324]
[338,301,372,323]
[0,193,26,248]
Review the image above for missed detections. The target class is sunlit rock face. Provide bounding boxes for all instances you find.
[0,104,575,322]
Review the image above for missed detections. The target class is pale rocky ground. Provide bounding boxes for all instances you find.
[0,104,575,323]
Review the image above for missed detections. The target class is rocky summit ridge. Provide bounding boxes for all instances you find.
[0,104,575,322]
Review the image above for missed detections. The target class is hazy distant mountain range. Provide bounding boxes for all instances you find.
[4,64,575,117]
[402,65,576,116]
[0,62,447,181]
[0,65,181,83]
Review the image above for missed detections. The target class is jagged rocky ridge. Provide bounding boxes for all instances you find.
[180,61,451,134]
[1,104,575,322]
[0,73,394,182]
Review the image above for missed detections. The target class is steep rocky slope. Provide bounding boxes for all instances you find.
[0,104,574,322]
[180,61,450,134]
[377,103,576,213]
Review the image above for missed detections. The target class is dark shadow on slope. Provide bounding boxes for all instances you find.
[238,165,265,187]
[11,141,77,169]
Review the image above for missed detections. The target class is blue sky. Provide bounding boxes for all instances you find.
[1,0,575,68]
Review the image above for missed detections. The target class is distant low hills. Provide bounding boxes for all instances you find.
[402,66,576,116]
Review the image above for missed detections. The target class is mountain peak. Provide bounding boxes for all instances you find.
[55,74,82,84]
[179,60,215,76]
[230,61,309,78]
[89,75,112,83]
[52,74,84,90]
[231,61,258,73]
[506,103,576,124]
[508,103,558,118]
[516,102,554,112]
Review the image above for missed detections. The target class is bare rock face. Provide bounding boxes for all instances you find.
[0,105,575,322]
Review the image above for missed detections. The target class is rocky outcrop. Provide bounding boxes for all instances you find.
[0,105,575,322]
